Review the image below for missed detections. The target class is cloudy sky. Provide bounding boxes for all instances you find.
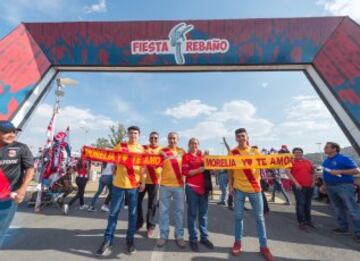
[1,0,358,154]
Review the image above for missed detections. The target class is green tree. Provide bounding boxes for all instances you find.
[92,138,111,149]
[108,123,127,147]
[92,123,127,148]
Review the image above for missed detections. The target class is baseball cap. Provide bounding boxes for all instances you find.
[0,121,21,133]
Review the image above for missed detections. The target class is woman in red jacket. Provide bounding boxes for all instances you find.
[182,137,214,252]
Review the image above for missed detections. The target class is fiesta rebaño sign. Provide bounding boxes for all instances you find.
[131,22,230,64]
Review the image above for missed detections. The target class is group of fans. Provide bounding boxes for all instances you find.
[1,120,360,261]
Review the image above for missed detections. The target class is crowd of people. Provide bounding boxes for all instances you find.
[1,120,360,261]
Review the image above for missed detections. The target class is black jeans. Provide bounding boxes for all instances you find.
[137,184,159,230]
[104,185,112,206]
[227,194,233,207]
[292,186,314,224]
[261,179,270,213]
[262,191,269,213]
[69,177,88,206]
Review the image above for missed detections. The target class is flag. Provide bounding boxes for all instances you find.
[45,112,57,149]
[64,126,71,156]
[35,111,57,212]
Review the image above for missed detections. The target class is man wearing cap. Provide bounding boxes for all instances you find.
[0,120,34,247]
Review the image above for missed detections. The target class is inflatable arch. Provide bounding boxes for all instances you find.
[0,17,359,152]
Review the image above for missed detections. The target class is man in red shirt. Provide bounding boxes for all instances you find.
[286,147,315,231]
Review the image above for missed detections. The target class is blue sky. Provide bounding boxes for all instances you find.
[1,0,359,154]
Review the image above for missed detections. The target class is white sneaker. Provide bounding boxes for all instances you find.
[63,204,69,215]
[101,205,110,212]
[88,206,96,212]
[79,204,89,210]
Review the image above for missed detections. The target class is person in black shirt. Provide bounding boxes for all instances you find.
[0,120,34,247]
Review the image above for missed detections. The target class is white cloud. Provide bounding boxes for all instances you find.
[83,0,107,14]
[163,95,349,153]
[286,95,332,120]
[113,96,145,123]
[279,120,331,133]
[208,100,274,137]
[176,100,273,140]
[271,96,345,154]
[180,121,229,140]
[317,0,360,21]
[164,99,217,119]
[261,82,269,88]
[276,95,338,138]
[18,103,115,153]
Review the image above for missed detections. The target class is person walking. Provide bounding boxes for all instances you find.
[63,158,90,214]
[183,137,214,252]
[88,162,114,212]
[270,147,291,205]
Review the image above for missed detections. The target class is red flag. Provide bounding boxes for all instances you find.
[45,112,57,149]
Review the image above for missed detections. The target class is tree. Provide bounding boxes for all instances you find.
[93,138,111,149]
[92,123,127,148]
[108,123,127,147]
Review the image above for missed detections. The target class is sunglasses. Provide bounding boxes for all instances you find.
[150,136,158,140]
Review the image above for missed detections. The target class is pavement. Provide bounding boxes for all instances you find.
[0,187,359,261]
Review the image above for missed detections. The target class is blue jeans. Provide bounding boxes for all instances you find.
[293,186,313,223]
[0,200,17,248]
[218,173,228,203]
[271,179,291,203]
[185,185,209,241]
[104,186,138,243]
[159,186,184,240]
[234,189,267,247]
[326,183,360,235]
[313,186,320,199]
[90,175,113,207]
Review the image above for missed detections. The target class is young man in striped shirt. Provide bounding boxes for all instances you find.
[229,128,274,261]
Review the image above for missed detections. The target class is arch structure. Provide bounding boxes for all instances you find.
[0,17,359,153]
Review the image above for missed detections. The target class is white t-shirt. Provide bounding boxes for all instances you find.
[279,169,289,179]
[102,163,114,176]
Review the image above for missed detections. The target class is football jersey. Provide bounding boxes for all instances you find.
[113,142,144,189]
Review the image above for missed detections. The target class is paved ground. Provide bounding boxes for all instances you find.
[0,190,359,261]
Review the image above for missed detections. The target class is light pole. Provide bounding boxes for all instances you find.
[54,77,78,113]
[34,76,78,213]
[316,142,323,164]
